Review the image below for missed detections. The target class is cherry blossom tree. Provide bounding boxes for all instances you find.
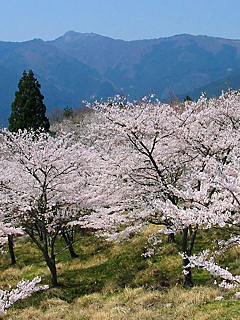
[84,92,240,286]
[0,129,98,286]
[173,90,240,286]
[80,96,196,285]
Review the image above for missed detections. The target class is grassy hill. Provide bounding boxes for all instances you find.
[1,227,240,320]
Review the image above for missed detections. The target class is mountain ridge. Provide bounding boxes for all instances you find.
[1,31,240,126]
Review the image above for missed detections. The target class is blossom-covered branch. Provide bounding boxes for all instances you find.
[0,276,48,314]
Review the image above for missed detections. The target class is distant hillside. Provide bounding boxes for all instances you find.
[0,38,115,126]
[52,32,240,99]
[178,70,240,100]
[1,32,240,125]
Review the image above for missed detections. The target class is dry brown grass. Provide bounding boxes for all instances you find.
[1,230,240,320]
[4,285,239,320]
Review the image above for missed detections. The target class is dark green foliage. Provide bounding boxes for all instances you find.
[8,70,50,132]
[184,95,193,102]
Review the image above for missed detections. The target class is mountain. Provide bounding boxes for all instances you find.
[0,37,115,126]
[1,31,240,126]
[178,70,240,101]
[52,32,240,98]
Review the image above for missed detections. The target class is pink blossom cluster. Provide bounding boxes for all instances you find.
[182,250,240,289]
[0,277,48,314]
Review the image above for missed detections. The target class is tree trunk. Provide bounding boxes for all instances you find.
[167,233,175,243]
[182,227,193,287]
[183,257,193,287]
[25,227,59,287]
[44,253,58,287]
[62,231,79,258]
[8,235,16,265]
[67,242,79,258]
[49,259,58,287]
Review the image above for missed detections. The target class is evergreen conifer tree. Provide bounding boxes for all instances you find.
[8,70,50,132]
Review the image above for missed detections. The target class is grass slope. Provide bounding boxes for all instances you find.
[0,228,240,319]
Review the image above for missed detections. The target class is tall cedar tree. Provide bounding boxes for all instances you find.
[9,70,50,132]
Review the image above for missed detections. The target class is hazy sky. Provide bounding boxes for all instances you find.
[1,0,240,42]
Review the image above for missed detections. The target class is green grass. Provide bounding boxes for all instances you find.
[0,227,240,319]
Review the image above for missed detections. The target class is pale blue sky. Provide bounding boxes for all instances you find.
[1,0,240,42]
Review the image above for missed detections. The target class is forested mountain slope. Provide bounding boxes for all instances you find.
[1,32,240,125]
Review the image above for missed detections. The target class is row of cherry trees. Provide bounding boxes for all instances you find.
[52,91,240,287]
[1,91,240,312]
[85,91,240,287]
